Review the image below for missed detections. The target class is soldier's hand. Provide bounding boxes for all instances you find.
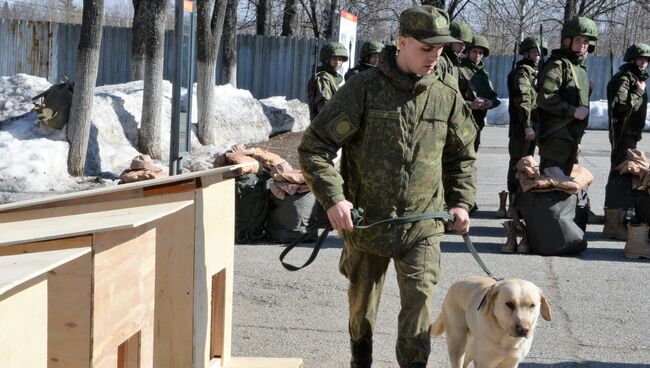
[447,207,470,235]
[637,80,646,91]
[524,128,535,142]
[574,106,589,120]
[327,200,354,231]
[482,99,493,109]
[470,98,483,110]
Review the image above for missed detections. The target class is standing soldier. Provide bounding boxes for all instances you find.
[344,41,384,81]
[536,16,598,181]
[603,43,650,239]
[459,35,501,152]
[498,36,548,219]
[299,5,476,367]
[307,41,349,119]
[440,21,473,81]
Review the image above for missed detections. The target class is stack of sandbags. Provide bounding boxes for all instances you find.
[615,149,650,190]
[515,155,593,194]
[118,155,166,184]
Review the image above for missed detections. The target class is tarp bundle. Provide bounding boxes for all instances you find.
[118,155,166,184]
[615,149,650,190]
[515,155,593,194]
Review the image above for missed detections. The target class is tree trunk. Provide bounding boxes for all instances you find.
[67,0,104,176]
[564,0,577,23]
[196,0,227,145]
[130,0,146,80]
[256,0,270,35]
[138,0,167,159]
[281,0,298,37]
[421,0,445,8]
[323,0,338,40]
[223,0,238,86]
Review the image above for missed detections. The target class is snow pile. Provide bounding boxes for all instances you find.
[0,74,52,122]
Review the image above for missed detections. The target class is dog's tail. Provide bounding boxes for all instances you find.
[430,313,445,336]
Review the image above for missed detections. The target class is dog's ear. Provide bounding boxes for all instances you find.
[481,284,499,316]
[539,291,552,321]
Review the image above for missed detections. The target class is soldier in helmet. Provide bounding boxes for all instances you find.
[307,41,349,119]
[603,43,650,239]
[345,41,384,81]
[458,34,501,152]
[440,21,473,81]
[299,5,476,368]
[536,16,598,181]
[499,36,548,223]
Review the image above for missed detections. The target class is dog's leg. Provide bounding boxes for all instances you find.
[444,325,467,368]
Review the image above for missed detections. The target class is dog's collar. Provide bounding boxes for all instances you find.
[477,292,488,311]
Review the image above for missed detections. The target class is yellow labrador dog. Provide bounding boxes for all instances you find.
[431,276,552,368]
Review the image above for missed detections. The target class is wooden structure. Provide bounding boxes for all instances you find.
[0,166,303,368]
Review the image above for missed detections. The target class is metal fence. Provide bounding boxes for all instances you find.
[0,18,628,102]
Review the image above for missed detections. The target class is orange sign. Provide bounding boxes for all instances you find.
[340,11,358,23]
[184,0,193,13]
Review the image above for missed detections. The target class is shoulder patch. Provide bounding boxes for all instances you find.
[324,112,355,144]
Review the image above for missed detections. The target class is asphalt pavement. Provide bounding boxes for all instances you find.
[231,126,650,368]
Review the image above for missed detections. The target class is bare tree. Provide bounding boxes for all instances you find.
[223,0,239,86]
[421,0,445,8]
[256,0,271,34]
[196,0,227,145]
[130,0,146,80]
[137,0,168,159]
[67,0,104,176]
[281,0,299,36]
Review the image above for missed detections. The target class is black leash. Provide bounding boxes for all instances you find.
[279,209,501,281]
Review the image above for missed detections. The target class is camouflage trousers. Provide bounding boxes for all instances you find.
[339,236,442,367]
[538,135,578,175]
[507,135,536,193]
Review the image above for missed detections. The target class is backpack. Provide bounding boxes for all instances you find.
[32,81,74,129]
[235,173,270,243]
[517,190,588,256]
[266,191,320,243]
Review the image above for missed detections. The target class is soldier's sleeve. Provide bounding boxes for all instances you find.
[298,80,364,210]
[484,70,501,108]
[441,90,477,211]
[309,73,335,114]
[614,75,644,113]
[515,68,534,128]
[537,60,576,117]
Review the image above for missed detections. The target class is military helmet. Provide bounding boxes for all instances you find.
[320,42,349,62]
[360,41,384,59]
[624,43,650,62]
[468,35,490,57]
[450,21,473,44]
[561,16,598,41]
[519,36,548,56]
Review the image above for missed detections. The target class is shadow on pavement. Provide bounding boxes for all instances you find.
[521,362,650,368]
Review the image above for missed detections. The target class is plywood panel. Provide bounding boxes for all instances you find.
[91,226,156,368]
[210,357,304,368]
[0,201,192,247]
[0,276,48,368]
[0,235,92,257]
[194,178,236,367]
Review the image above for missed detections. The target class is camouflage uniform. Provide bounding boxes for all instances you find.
[440,21,473,82]
[506,36,546,194]
[345,41,384,81]
[536,17,596,175]
[604,43,650,212]
[458,36,500,151]
[307,42,348,119]
[299,6,476,367]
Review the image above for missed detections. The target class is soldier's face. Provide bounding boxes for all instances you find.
[451,42,465,56]
[525,48,540,64]
[367,53,380,66]
[396,36,444,76]
[468,48,484,64]
[328,57,345,70]
[564,36,589,56]
[636,57,649,71]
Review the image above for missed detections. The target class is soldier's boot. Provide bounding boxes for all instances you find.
[587,208,604,224]
[602,208,628,240]
[514,221,530,254]
[501,220,517,253]
[495,191,508,218]
[625,223,650,259]
[506,192,518,219]
[350,337,372,368]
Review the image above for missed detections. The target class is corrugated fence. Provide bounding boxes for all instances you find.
[0,18,628,102]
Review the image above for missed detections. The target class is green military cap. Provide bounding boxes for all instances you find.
[519,35,548,56]
[624,43,650,62]
[360,41,384,59]
[468,35,490,57]
[399,5,459,45]
[320,42,349,62]
[561,16,598,41]
[450,21,473,44]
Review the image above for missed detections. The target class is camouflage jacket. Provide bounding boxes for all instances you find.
[507,59,538,137]
[607,63,648,142]
[307,65,343,119]
[439,48,462,81]
[298,45,477,257]
[344,62,375,81]
[458,59,501,127]
[536,48,590,143]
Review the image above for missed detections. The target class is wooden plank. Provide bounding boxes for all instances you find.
[0,247,91,296]
[0,201,192,247]
[0,276,48,368]
[0,164,253,214]
[91,226,156,368]
[0,235,92,257]
[193,178,236,368]
[215,357,304,368]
